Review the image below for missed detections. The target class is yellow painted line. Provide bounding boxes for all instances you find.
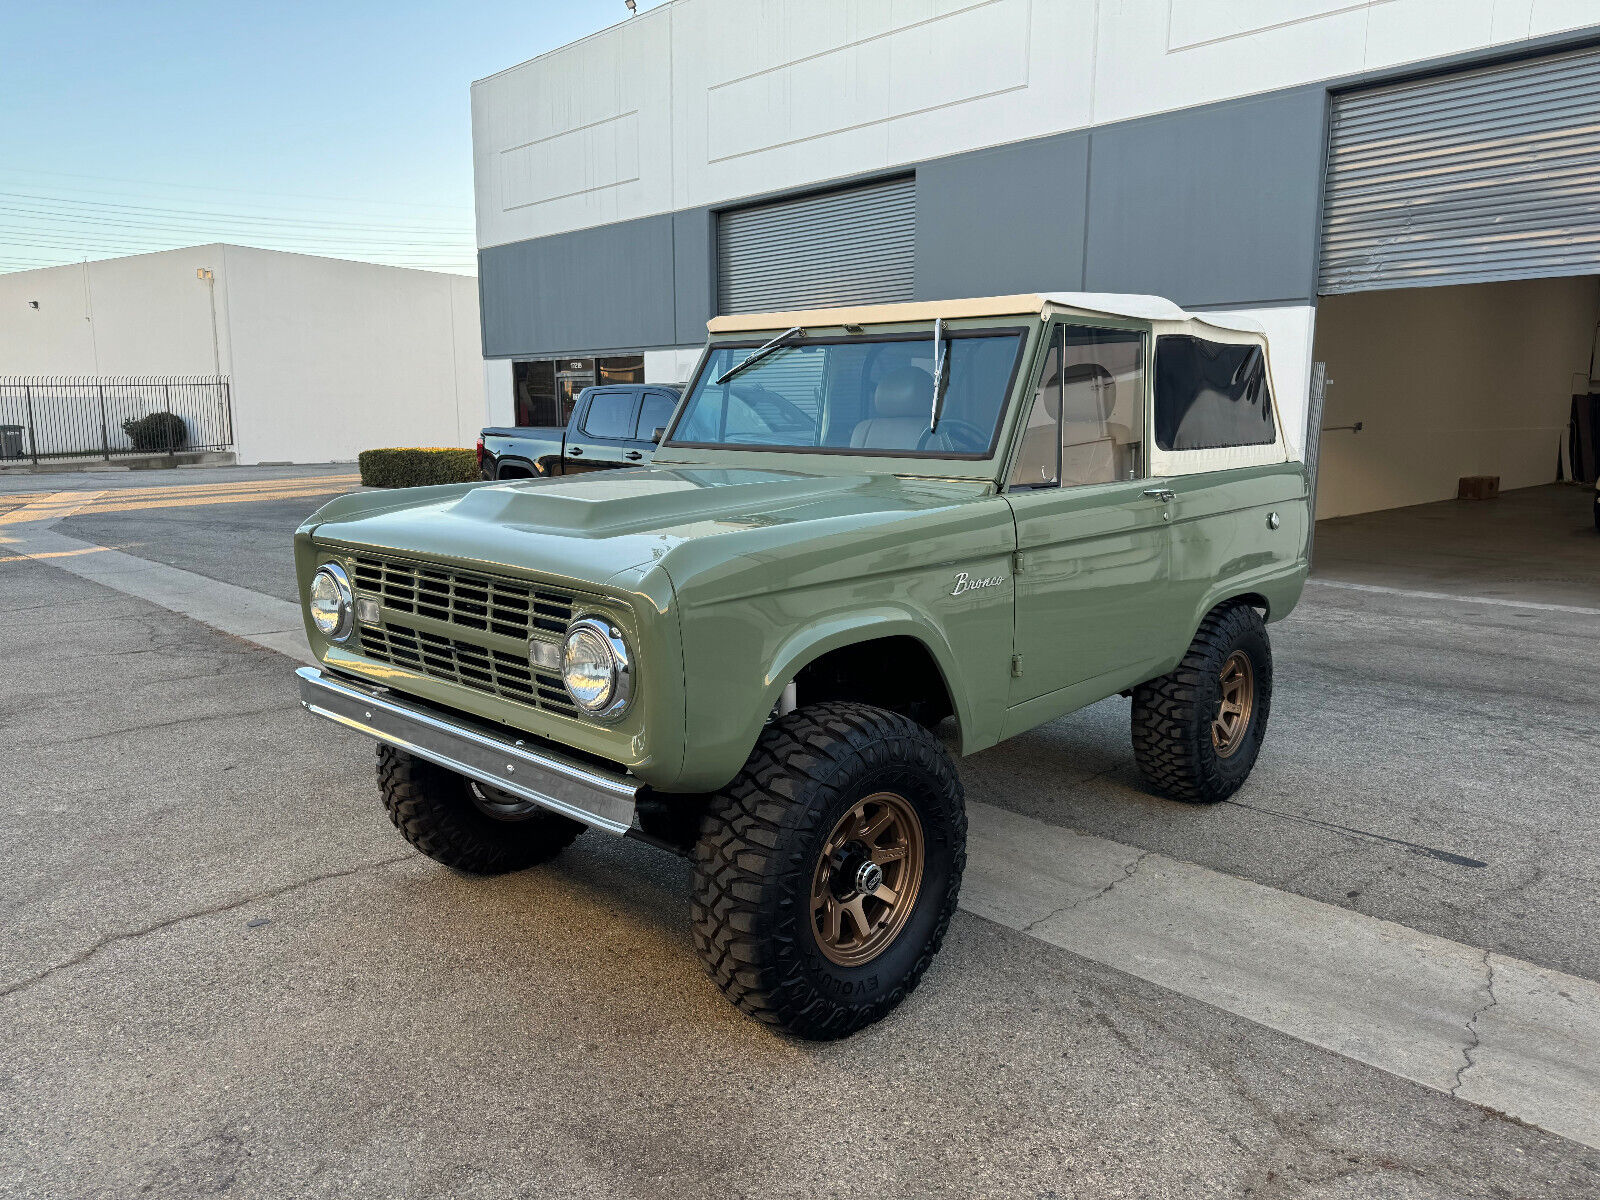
[68,474,360,502]
[0,491,106,526]
[0,544,117,564]
[79,485,353,515]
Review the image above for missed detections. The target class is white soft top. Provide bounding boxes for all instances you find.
[707,292,1265,338]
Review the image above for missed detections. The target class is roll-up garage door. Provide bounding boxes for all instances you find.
[717,177,916,314]
[1320,44,1600,294]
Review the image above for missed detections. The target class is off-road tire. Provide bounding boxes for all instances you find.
[377,745,585,873]
[691,702,966,1040]
[1131,603,1273,804]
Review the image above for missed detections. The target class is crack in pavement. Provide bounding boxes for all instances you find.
[1223,797,1488,869]
[9,703,296,750]
[1022,849,1153,933]
[0,851,418,1001]
[1450,948,1501,1097]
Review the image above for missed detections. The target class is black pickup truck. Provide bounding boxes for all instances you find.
[478,383,682,479]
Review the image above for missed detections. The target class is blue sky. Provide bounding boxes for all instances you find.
[0,1,665,274]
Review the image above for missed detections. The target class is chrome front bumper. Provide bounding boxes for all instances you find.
[295,666,639,835]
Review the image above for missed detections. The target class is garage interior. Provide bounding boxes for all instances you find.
[1305,42,1600,606]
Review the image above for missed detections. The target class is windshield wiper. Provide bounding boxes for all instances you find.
[716,326,805,385]
[928,317,949,433]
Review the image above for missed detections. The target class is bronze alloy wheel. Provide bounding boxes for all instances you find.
[810,792,926,967]
[1212,649,1256,758]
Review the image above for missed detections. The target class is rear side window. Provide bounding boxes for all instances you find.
[582,391,637,439]
[636,392,678,440]
[1154,336,1275,451]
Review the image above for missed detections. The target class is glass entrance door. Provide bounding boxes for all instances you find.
[554,359,596,422]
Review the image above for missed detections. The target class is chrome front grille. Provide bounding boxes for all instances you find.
[349,555,574,639]
[345,553,580,716]
[359,620,578,715]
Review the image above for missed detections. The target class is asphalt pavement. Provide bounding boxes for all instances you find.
[2,467,1598,1197]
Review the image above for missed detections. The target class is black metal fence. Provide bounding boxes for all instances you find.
[0,375,234,463]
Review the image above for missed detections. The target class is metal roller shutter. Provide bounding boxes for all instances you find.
[717,177,916,314]
[1320,44,1600,294]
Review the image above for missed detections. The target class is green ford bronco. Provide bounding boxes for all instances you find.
[295,293,1308,1039]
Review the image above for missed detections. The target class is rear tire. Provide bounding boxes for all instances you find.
[377,745,585,874]
[1131,603,1273,804]
[690,702,966,1040]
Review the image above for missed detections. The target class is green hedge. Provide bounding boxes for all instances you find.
[358,447,479,489]
[123,410,189,451]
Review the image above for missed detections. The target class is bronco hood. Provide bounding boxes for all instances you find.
[303,466,1002,596]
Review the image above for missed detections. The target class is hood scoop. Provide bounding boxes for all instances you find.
[446,468,865,537]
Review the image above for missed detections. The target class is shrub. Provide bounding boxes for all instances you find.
[358,447,479,488]
[122,410,189,451]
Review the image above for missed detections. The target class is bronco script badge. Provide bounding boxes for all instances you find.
[950,571,1004,596]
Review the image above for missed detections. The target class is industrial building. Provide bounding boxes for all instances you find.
[0,245,484,465]
[471,0,1600,520]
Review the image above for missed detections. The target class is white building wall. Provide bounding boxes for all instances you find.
[221,247,483,464]
[472,0,1600,250]
[483,358,515,428]
[0,246,485,465]
[643,347,703,385]
[0,246,234,377]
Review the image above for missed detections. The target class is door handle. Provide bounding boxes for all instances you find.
[624,450,643,460]
[1143,487,1175,503]
[568,446,584,456]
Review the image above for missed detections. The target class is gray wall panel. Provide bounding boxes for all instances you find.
[1083,86,1328,307]
[672,208,715,344]
[479,86,1331,358]
[915,134,1089,300]
[479,215,677,358]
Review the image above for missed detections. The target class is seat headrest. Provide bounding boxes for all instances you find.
[1061,363,1115,422]
[873,367,932,419]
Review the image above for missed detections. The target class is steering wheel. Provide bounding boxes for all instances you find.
[917,420,987,453]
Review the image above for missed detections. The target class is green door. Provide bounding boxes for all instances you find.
[1004,322,1174,716]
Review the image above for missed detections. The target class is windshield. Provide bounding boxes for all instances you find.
[667,330,1025,458]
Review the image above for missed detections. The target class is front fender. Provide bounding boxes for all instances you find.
[766,605,975,732]
[669,607,973,794]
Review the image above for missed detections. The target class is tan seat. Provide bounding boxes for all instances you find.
[1059,363,1118,486]
[850,367,932,450]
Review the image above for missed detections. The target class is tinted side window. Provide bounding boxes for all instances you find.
[582,391,637,439]
[636,392,678,440]
[1154,336,1275,451]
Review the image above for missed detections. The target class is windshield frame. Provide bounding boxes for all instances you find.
[659,325,1031,463]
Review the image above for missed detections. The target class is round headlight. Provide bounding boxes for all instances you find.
[562,618,631,720]
[309,563,354,642]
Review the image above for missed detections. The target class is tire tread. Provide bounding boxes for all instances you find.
[690,702,966,1039]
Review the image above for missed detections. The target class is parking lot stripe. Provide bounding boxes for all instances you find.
[0,490,104,528]
[1309,577,1600,617]
[78,484,358,515]
[55,474,359,502]
[964,801,1600,1149]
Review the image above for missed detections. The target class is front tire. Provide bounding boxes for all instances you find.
[377,745,585,874]
[1130,603,1274,804]
[691,702,966,1040]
